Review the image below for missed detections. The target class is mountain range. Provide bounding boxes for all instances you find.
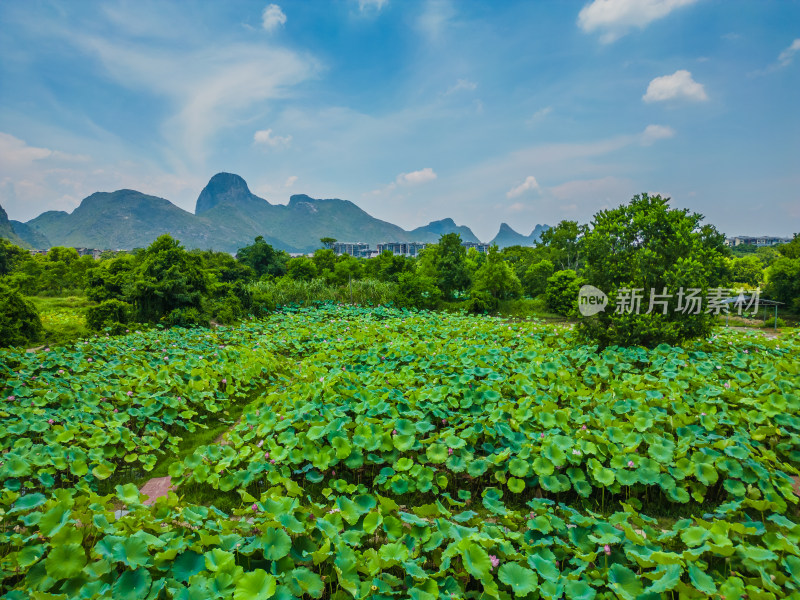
[1,172,548,253]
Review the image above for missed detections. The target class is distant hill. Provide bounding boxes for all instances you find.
[407,218,480,244]
[9,173,549,253]
[0,204,29,248]
[489,223,549,249]
[10,220,50,249]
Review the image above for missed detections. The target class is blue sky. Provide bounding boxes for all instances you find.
[0,0,798,240]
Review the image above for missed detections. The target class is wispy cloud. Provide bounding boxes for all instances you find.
[578,0,699,43]
[778,38,800,67]
[284,175,298,187]
[506,175,540,198]
[643,70,708,102]
[445,79,477,94]
[262,4,287,32]
[370,167,437,195]
[358,0,389,13]
[254,128,292,147]
[641,124,676,145]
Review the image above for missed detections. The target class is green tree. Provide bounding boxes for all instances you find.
[730,256,764,287]
[579,193,729,348]
[85,254,137,302]
[127,235,209,324]
[395,272,441,309]
[312,249,337,276]
[545,270,584,317]
[434,233,472,300]
[320,237,337,249]
[471,246,522,300]
[536,220,586,270]
[523,259,555,297]
[778,234,800,259]
[331,255,364,286]
[0,281,44,347]
[287,256,317,281]
[236,236,288,278]
[765,257,800,312]
[0,239,28,277]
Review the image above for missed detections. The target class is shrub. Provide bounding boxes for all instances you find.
[86,299,133,331]
[0,283,44,347]
[545,270,584,317]
[395,272,441,309]
[465,290,499,314]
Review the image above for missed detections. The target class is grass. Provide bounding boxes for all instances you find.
[28,295,95,347]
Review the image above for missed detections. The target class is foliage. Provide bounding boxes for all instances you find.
[545,269,584,317]
[1,306,799,598]
[0,238,29,277]
[85,299,133,332]
[580,193,730,347]
[766,257,800,312]
[471,245,522,300]
[0,281,44,347]
[536,220,586,270]
[730,255,764,287]
[236,236,288,278]
[286,256,317,282]
[778,233,800,259]
[127,235,209,324]
[523,259,555,297]
[394,272,440,309]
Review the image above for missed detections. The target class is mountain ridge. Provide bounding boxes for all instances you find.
[1,173,549,252]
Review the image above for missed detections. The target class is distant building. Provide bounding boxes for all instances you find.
[462,241,490,254]
[725,236,790,248]
[333,242,371,258]
[377,242,428,257]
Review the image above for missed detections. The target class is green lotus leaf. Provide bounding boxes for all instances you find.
[9,492,47,513]
[4,456,31,478]
[508,458,529,477]
[592,465,615,487]
[288,567,323,598]
[498,562,538,595]
[648,441,674,464]
[234,569,277,600]
[681,527,710,547]
[694,463,718,486]
[608,564,643,600]
[38,503,71,537]
[533,456,554,476]
[723,478,746,497]
[116,483,141,505]
[507,477,525,493]
[92,462,114,480]
[564,579,596,600]
[260,528,292,560]
[393,434,416,452]
[206,548,237,573]
[687,564,716,595]
[467,459,489,477]
[396,457,414,471]
[426,443,449,463]
[461,541,492,580]
[112,568,152,600]
[116,536,151,568]
[331,436,351,459]
[528,553,559,582]
[172,550,205,582]
[45,543,86,579]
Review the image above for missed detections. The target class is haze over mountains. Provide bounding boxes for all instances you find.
[2,173,548,253]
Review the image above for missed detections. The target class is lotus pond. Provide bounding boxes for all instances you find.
[1,304,799,599]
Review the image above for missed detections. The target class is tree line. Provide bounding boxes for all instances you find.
[1,193,798,348]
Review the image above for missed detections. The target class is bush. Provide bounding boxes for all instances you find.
[579,193,729,348]
[164,307,207,328]
[465,290,499,314]
[764,316,787,329]
[395,272,441,309]
[545,270,583,317]
[0,283,44,347]
[86,299,133,331]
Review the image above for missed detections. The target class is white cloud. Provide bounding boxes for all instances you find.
[641,124,676,145]
[0,132,90,167]
[284,175,298,187]
[643,70,708,102]
[778,38,800,67]
[397,167,437,185]
[526,106,553,124]
[578,0,699,43]
[262,4,287,32]
[446,79,477,94]
[506,176,540,198]
[417,0,455,42]
[358,0,388,12]
[253,129,292,147]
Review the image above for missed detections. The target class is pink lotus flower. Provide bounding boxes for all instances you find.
[58,370,64,375]
[252,503,258,511]
[448,448,454,455]
[48,419,54,424]
[127,391,133,397]
[222,379,227,384]
[87,358,93,362]
[628,461,634,467]
[581,425,587,430]
[540,433,545,439]
[114,408,118,413]
[265,452,270,459]
[257,440,264,448]
[270,459,276,464]
[392,429,398,435]
[724,382,731,389]
[331,470,336,476]
[604,544,611,555]
[7,396,14,401]
[489,555,500,570]
[279,415,284,421]
[442,418,447,424]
